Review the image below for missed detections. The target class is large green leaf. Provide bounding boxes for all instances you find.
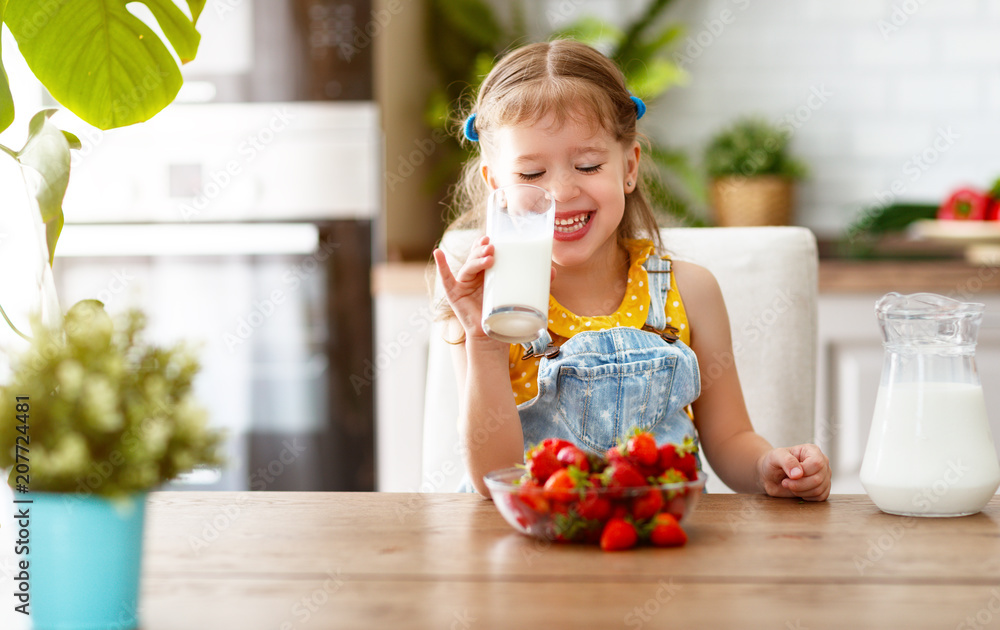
[632,24,686,61]
[0,0,14,133]
[4,0,202,130]
[648,145,707,205]
[15,109,72,264]
[185,0,205,24]
[505,0,526,46]
[552,16,623,48]
[434,0,502,47]
[625,58,688,101]
[612,0,676,65]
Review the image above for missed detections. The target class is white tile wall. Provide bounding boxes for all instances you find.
[534,0,1000,236]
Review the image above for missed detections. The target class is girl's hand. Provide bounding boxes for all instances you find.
[433,236,499,344]
[757,444,831,501]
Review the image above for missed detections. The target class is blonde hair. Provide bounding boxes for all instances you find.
[444,39,661,250]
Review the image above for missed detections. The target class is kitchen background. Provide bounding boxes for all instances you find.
[385,0,1000,257]
[377,0,1000,494]
[2,0,999,493]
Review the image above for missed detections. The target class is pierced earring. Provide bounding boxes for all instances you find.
[627,181,633,187]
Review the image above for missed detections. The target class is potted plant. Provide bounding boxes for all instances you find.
[0,0,205,370]
[1,4,211,627]
[704,116,808,226]
[0,299,224,629]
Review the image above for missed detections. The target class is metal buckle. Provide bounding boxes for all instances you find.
[641,323,679,344]
[522,343,561,360]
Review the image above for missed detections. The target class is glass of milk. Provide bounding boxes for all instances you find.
[860,292,1000,517]
[481,184,555,344]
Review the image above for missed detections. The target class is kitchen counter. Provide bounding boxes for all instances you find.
[818,258,1000,293]
[374,258,1000,296]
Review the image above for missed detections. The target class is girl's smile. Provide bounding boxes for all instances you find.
[553,211,594,240]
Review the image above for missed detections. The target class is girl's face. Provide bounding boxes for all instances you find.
[482,113,640,270]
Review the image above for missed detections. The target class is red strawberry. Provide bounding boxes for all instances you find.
[626,431,658,467]
[543,468,578,503]
[600,518,638,551]
[557,445,590,472]
[605,444,628,464]
[549,500,571,516]
[543,467,590,504]
[664,495,688,521]
[656,468,688,486]
[552,511,594,543]
[515,479,549,514]
[675,452,698,481]
[504,494,532,529]
[586,451,608,474]
[603,460,647,494]
[526,445,562,483]
[542,438,574,454]
[657,443,680,473]
[658,436,699,480]
[649,513,687,547]
[575,490,612,521]
[631,488,664,521]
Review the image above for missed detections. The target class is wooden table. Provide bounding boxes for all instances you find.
[139,492,1000,630]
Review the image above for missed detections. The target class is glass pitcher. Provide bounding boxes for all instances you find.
[860,292,1000,517]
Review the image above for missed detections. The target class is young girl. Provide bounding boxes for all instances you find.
[433,39,831,501]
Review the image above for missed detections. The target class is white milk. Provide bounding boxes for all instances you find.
[482,237,552,342]
[860,382,1000,516]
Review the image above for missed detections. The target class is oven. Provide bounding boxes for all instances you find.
[54,101,381,491]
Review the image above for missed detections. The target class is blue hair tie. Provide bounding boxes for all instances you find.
[630,95,646,120]
[464,113,479,142]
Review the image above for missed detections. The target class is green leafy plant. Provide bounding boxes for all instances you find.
[0,0,204,265]
[425,0,709,228]
[0,300,224,496]
[839,202,939,258]
[704,116,808,180]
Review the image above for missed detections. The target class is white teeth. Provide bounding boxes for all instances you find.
[554,213,591,232]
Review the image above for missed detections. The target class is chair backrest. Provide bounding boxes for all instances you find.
[422,226,818,493]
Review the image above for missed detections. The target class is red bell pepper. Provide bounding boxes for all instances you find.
[938,188,990,221]
[987,199,1000,222]
[988,178,1000,221]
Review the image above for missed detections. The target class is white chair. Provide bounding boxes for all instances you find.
[421,227,818,493]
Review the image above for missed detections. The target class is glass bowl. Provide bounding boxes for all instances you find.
[484,466,707,543]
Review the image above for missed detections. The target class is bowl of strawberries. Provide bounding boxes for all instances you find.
[484,430,706,551]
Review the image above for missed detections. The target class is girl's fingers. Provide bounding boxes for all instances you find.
[789,444,830,477]
[457,253,493,282]
[770,449,804,480]
[433,248,459,292]
[794,481,831,501]
[435,244,492,292]
[783,472,825,494]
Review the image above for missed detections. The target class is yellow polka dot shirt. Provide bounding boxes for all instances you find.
[508,239,691,405]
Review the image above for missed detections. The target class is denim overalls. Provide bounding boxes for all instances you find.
[459,254,701,491]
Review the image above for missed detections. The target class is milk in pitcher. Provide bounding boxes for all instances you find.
[861,292,1000,517]
[861,382,1000,516]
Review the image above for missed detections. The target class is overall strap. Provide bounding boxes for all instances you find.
[521,327,553,357]
[643,255,672,331]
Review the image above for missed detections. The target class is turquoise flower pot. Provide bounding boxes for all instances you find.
[29,492,147,630]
